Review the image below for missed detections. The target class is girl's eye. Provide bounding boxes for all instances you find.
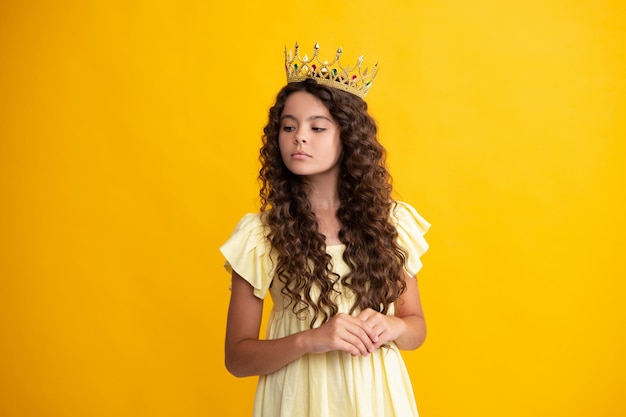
[312,127,326,132]
[282,126,295,132]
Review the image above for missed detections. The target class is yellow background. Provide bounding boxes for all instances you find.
[1,1,625,416]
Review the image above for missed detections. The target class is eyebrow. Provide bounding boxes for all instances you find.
[280,114,334,123]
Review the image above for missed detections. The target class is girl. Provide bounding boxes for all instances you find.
[220,44,430,417]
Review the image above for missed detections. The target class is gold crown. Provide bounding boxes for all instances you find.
[284,42,378,98]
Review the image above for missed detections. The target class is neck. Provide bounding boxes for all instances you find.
[302,172,340,211]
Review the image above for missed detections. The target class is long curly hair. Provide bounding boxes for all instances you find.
[259,79,408,328]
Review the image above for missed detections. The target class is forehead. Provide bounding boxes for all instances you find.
[281,91,331,117]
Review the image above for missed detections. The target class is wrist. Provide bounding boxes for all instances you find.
[393,315,408,340]
[293,328,311,355]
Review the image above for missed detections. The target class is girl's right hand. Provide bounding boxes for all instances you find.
[306,313,379,356]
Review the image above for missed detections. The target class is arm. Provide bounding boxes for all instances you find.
[225,271,380,377]
[358,272,427,351]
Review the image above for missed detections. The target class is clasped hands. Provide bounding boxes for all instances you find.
[307,308,404,357]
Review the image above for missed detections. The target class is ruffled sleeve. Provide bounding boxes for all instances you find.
[392,201,431,277]
[219,213,274,299]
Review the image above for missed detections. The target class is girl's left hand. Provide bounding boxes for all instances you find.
[357,308,405,349]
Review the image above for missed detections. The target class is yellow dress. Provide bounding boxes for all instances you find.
[220,201,430,417]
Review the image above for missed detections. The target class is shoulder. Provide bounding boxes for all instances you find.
[221,212,268,253]
[220,212,274,299]
[230,212,265,234]
[391,201,431,277]
[391,201,430,232]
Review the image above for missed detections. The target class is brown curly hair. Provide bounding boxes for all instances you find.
[259,79,408,328]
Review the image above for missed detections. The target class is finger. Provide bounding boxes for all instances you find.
[344,322,378,352]
[357,311,384,339]
[357,308,377,321]
[331,313,380,350]
[341,332,373,355]
[336,313,379,343]
[331,338,362,356]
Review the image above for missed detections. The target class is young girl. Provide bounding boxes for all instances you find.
[220,43,430,417]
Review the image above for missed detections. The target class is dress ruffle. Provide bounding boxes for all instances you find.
[392,201,431,277]
[219,213,273,299]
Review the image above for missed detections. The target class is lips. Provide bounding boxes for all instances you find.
[291,152,311,159]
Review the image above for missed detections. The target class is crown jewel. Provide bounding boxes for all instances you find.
[284,42,378,98]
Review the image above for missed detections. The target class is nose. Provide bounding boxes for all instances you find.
[294,129,307,144]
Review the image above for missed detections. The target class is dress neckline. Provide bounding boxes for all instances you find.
[326,243,346,249]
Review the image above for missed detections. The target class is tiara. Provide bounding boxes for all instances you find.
[284,42,378,98]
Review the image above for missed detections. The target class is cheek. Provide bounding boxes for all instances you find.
[332,139,343,161]
[278,130,290,147]
[278,135,290,160]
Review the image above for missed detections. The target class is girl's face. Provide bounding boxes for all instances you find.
[278,91,342,180]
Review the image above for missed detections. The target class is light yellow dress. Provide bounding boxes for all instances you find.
[220,201,430,417]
